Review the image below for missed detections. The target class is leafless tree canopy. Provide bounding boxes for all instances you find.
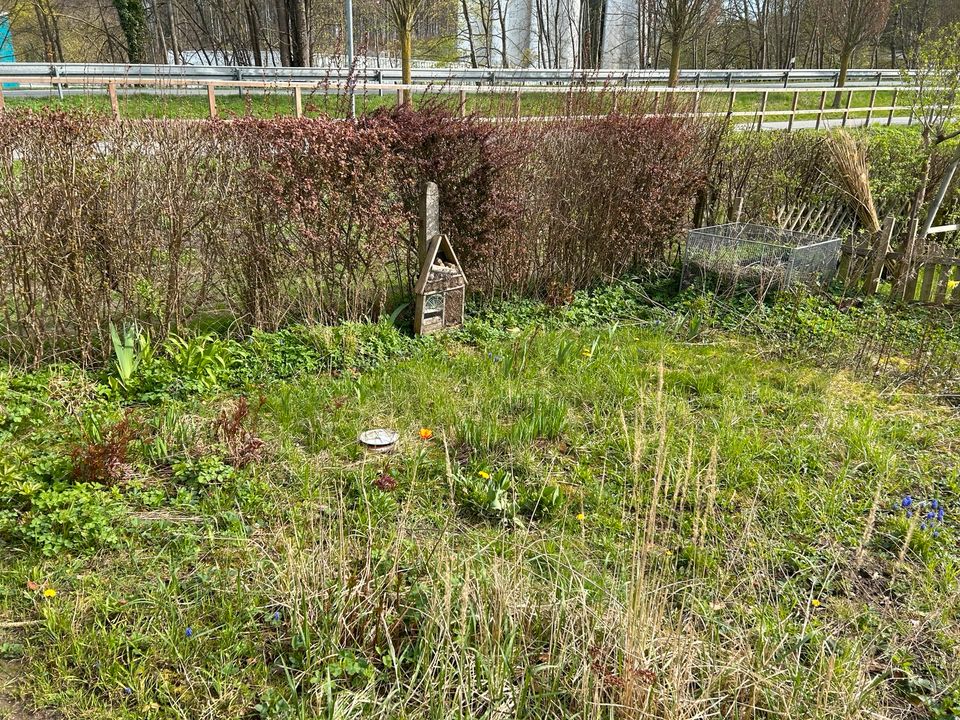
[0,0,954,70]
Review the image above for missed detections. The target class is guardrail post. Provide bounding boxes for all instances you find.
[108,81,120,120]
[294,86,303,118]
[0,87,4,114]
[52,66,64,100]
[726,90,736,120]
[513,89,521,119]
[611,89,618,114]
[565,90,573,116]
[207,84,217,119]
[652,91,660,114]
[815,91,826,130]
[887,88,897,126]
[458,89,467,117]
[787,91,799,132]
[693,88,701,114]
[782,71,790,88]
[396,88,404,108]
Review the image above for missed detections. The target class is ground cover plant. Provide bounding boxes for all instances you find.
[1,281,958,719]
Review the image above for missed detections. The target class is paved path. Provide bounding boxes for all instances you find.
[739,115,912,131]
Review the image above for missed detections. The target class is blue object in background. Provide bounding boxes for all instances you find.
[0,12,16,90]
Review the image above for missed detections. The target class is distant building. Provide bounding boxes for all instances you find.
[0,12,15,64]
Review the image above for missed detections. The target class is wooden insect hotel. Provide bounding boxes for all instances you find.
[414,182,467,335]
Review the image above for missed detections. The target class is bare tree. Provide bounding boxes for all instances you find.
[386,0,425,101]
[819,0,890,106]
[660,0,718,84]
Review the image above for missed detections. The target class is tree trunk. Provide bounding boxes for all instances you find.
[668,38,681,86]
[45,0,66,62]
[112,0,148,63]
[460,0,479,68]
[400,19,413,104]
[831,47,851,108]
[246,0,264,66]
[289,0,310,67]
[274,0,292,66]
[33,1,55,62]
[166,0,180,64]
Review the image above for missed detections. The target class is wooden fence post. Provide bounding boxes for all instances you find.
[207,84,217,119]
[756,91,768,132]
[896,217,922,301]
[841,90,853,127]
[294,86,303,118]
[864,216,895,296]
[787,91,799,132]
[815,91,826,130]
[864,88,877,127]
[108,82,120,120]
[933,255,955,305]
[458,89,467,117]
[732,196,744,223]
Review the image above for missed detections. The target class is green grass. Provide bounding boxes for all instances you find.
[5,87,915,123]
[1,288,958,719]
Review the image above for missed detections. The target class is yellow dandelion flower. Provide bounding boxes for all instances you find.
[478,471,490,479]
[419,428,434,440]
[581,349,592,358]
[811,599,821,608]
[42,588,57,598]
[576,512,585,522]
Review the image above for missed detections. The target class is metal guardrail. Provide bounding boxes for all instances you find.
[0,62,911,89]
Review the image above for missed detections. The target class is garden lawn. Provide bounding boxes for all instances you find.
[5,87,913,122]
[1,319,958,719]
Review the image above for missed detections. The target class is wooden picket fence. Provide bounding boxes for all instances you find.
[840,217,960,307]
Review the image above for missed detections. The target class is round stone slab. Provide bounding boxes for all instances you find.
[358,428,399,453]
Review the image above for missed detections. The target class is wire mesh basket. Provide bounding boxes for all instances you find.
[681,223,841,293]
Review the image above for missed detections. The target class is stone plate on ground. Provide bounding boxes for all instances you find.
[358,428,399,453]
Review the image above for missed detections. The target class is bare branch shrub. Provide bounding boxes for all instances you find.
[0,106,706,365]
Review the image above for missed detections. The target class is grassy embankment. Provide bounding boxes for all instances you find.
[1,285,958,719]
[4,87,912,123]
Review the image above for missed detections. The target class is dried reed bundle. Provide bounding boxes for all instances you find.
[826,131,881,235]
